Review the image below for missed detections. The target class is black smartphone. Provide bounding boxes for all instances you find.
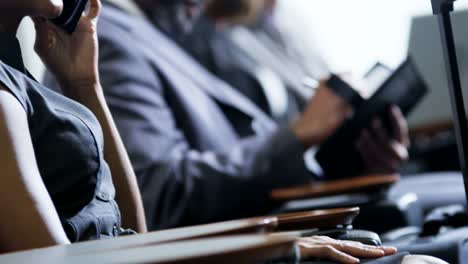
[326,74,365,108]
[364,62,393,99]
[50,0,89,34]
[325,63,393,109]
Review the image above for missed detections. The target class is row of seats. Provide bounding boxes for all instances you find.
[0,0,465,263]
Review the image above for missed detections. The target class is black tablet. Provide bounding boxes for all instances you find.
[316,58,428,178]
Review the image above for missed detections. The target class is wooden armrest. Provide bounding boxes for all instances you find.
[273,207,360,231]
[409,119,454,138]
[271,174,400,202]
[13,217,277,256]
[63,208,358,255]
[0,235,297,264]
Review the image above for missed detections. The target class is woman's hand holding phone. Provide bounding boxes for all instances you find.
[33,0,148,233]
[33,0,101,99]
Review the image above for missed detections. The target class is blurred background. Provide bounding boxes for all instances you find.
[277,0,468,73]
[16,0,468,172]
[21,0,468,78]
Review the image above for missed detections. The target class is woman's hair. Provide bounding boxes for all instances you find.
[205,0,268,25]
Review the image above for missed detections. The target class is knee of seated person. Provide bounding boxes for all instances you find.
[402,255,448,264]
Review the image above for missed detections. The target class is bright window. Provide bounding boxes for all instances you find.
[278,0,468,74]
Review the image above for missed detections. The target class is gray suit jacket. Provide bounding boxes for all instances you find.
[82,3,313,230]
[181,18,303,125]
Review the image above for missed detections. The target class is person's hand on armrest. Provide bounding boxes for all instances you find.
[298,236,397,263]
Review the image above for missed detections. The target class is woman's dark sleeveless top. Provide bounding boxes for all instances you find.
[0,34,121,242]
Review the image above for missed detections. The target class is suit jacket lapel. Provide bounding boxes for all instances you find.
[128,16,276,132]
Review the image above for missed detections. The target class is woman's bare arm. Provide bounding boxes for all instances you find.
[0,86,69,253]
[65,85,148,234]
[33,0,147,233]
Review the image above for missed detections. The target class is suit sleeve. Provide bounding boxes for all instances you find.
[95,28,313,230]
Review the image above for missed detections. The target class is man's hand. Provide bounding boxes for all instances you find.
[355,105,410,174]
[292,79,353,148]
[298,236,397,263]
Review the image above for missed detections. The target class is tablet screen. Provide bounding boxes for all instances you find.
[363,63,392,99]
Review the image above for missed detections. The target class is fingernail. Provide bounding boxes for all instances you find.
[383,246,398,254]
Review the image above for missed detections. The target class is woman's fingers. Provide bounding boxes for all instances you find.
[86,0,102,20]
[43,0,64,18]
[32,17,47,44]
[32,18,55,54]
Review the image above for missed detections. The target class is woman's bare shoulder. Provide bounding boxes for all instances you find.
[0,83,29,140]
[0,84,27,115]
